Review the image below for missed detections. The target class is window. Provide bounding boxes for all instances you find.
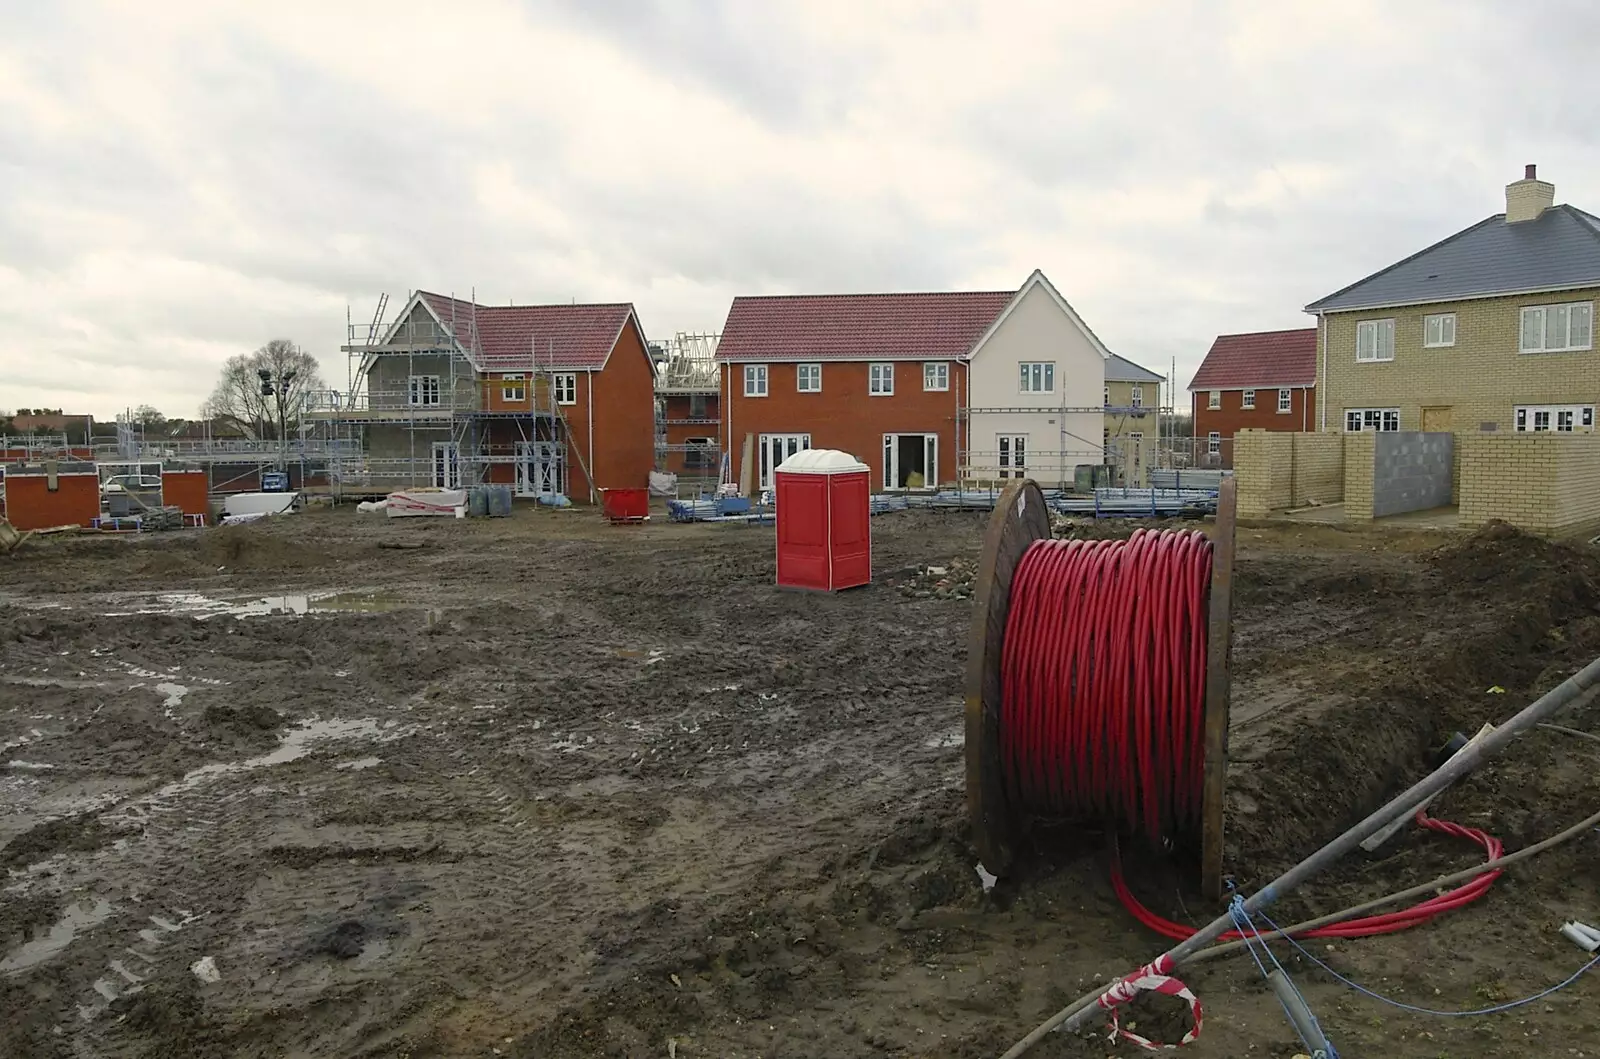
[1520,301,1593,353]
[408,375,441,407]
[796,363,822,393]
[923,361,949,391]
[1207,431,1221,455]
[683,436,714,471]
[1344,408,1401,432]
[758,433,810,489]
[1514,404,1596,433]
[743,364,768,397]
[1130,384,1144,409]
[1208,390,1221,410]
[997,435,1027,478]
[1423,313,1456,348]
[688,394,708,419]
[1277,388,1292,414]
[501,373,525,402]
[1241,389,1256,410]
[1019,362,1055,393]
[1356,319,1396,362]
[553,373,577,405]
[869,362,894,395]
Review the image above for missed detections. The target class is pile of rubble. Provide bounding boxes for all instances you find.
[895,559,977,600]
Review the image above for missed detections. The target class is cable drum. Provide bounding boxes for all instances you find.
[998,530,1214,846]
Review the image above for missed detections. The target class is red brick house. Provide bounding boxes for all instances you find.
[714,291,1004,492]
[1188,328,1317,466]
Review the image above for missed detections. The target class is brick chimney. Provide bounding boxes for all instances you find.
[1505,163,1554,222]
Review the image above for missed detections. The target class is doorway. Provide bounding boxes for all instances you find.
[431,442,460,489]
[758,433,811,490]
[883,433,937,490]
[1421,406,1453,433]
[516,440,565,497]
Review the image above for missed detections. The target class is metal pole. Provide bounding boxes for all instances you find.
[1034,650,1600,1043]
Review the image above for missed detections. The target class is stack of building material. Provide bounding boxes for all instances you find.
[386,489,467,517]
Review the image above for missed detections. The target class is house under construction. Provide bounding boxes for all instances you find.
[652,332,722,495]
[306,291,658,501]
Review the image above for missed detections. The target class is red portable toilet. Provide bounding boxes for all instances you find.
[774,448,871,591]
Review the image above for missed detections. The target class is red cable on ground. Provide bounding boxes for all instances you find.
[998,530,1504,942]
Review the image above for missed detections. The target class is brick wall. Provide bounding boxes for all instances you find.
[1289,433,1343,507]
[1234,431,1293,517]
[1459,434,1600,535]
[1343,434,1376,520]
[1371,432,1453,517]
[1319,287,1600,436]
[1235,430,1346,517]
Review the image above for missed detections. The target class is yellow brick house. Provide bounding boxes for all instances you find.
[1103,353,1164,485]
[1306,165,1599,440]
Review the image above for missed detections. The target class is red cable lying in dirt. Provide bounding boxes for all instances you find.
[1112,809,1504,941]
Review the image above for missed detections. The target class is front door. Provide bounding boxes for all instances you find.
[883,433,938,490]
[1421,406,1453,433]
[517,441,565,497]
[431,442,460,489]
[998,435,1027,479]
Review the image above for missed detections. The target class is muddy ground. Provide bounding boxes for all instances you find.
[2,504,1598,1058]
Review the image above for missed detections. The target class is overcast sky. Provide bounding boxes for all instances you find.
[4,0,1598,420]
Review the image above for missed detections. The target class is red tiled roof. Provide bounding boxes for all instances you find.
[713,290,1016,362]
[1188,328,1317,390]
[416,291,638,370]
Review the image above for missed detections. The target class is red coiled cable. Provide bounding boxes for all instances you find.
[999,529,1503,941]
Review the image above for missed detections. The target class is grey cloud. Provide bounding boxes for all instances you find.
[518,0,874,128]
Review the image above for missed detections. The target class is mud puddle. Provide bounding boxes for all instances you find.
[0,899,114,975]
[125,590,410,618]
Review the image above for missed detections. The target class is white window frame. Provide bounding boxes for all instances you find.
[743,364,768,398]
[500,373,525,402]
[1019,362,1055,394]
[796,363,822,393]
[1277,388,1292,414]
[1130,384,1144,409]
[1208,390,1221,410]
[757,433,810,490]
[408,374,441,407]
[1423,312,1456,348]
[1241,389,1256,410]
[923,361,949,392]
[1207,431,1221,455]
[553,372,578,406]
[882,432,938,490]
[1344,407,1401,432]
[997,434,1027,479]
[1520,301,1594,354]
[1356,319,1396,363]
[869,362,894,395]
[1514,404,1596,433]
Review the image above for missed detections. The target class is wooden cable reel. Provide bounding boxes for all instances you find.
[962,478,1238,898]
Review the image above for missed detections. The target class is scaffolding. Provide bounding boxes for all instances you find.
[304,293,590,501]
[95,413,352,497]
[653,331,721,496]
[958,399,1174,489]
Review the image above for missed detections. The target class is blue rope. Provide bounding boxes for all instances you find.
[1253,907,1600,1017]
[1230,896,1340,1058]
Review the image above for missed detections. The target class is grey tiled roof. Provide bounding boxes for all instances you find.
[1105,353,1164,383]
[1305,204,1600,313]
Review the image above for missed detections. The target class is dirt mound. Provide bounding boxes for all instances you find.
[1429,520,1600,602]
[197,525,327,570]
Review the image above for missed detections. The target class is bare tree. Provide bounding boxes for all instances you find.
[202,340,326,441]
[132,404,166,429]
